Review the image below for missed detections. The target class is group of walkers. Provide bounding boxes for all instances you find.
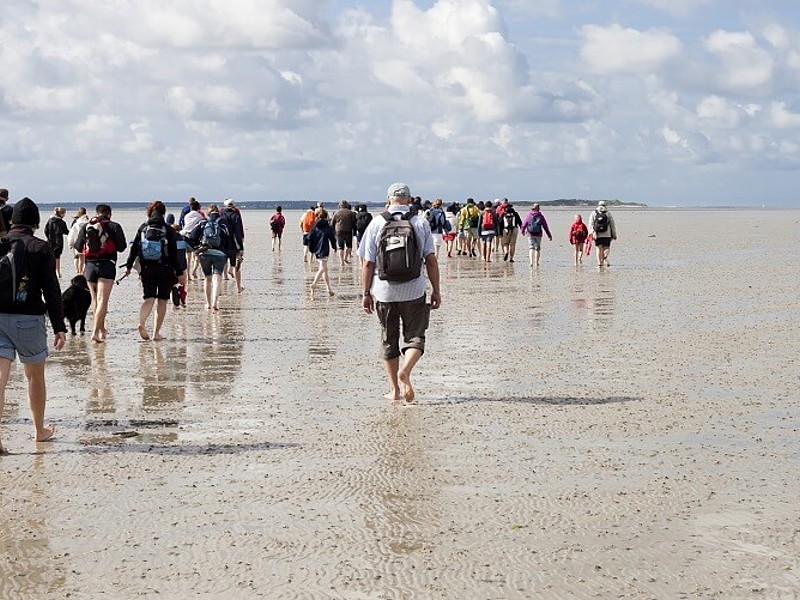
[291,196,618,272]
[0,183,618,453]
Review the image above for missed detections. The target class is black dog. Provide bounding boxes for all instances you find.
[62,275,92,335]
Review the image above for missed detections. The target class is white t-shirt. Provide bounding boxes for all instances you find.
[358,206,434,303]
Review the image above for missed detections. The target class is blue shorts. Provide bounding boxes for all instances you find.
[0,313,48,364]
[527,235,542,251]
[198,251,227,276]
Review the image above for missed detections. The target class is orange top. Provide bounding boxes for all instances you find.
[301,210,316,233]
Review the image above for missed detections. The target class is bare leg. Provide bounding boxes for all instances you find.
[534,248,541,267]
[383,356,401,401]
[0,358,12,453]
[234,265,244,293]
[153,299,168,340]
[24,361,55,442]
[92,277,114,342]
[596,245,604,267]
[211,273,222,310]
[397,348,423,403]
[320,260,334,295]
[204,275,213,309]
[138,297,155,339]
[55,257,61,279]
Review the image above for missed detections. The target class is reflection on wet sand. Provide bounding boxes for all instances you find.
[87,343,115,415]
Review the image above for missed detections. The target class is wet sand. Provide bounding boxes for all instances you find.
[1,208,799,598]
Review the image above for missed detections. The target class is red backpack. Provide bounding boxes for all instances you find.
[481,210,495,230]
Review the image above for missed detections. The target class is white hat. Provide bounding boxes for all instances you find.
[224,198,234,207]
[387,182,410,198]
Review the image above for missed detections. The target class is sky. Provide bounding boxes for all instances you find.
[1,0,799,207]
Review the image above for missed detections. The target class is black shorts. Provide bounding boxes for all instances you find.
[84,259,117,282]
[302,233,310,246]
[595,237,612,248]
[335,234,353,250]
[140,262,176,300]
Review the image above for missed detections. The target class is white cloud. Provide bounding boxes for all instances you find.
[768,102,800,129]
[696,95,744,128]
[579,24,682,74]
[704,30,774,93]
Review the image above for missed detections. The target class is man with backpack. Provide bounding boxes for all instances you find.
[124,200,184,340]
[424,198,448,258]
[220,199,244,292]
[0,197,66,453]
[358,182,441,404]
[590,200,617,268]
[73,204,127,343]
[520,203,553,267]
[330,200,357,266]
[457,198,480,257]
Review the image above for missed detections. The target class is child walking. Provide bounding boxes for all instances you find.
[307,208,336,296]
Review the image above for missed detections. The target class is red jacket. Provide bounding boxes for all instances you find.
[569,221,588,245]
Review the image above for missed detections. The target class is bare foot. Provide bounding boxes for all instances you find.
[0,444,9,456]
[398,371,415,403]
[238,287,245,293]
[327,289,335,296]
[35,425,56,442]
[137,324,150,340]
[383,390,401,402]
[212,305,219,312]
[153,333,165,341]
[91,335,104,343]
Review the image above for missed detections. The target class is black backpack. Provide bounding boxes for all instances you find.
[0,237,28,305]
[594,211,609,233]
[376,212,423,282]
[355,211,372,234]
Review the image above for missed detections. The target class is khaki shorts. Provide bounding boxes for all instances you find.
[375,296,430,360]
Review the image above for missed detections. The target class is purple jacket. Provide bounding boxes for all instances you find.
[520,210,552,240]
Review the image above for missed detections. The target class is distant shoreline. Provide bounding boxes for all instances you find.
[20,200,798,211]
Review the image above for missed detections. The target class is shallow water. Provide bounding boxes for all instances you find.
[1,208,799,598]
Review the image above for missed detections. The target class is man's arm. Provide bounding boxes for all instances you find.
[360,260,376,314]
[424,253,441,309]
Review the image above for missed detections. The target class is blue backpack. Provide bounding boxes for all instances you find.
[201,219,222,249]
[140,225,167,261]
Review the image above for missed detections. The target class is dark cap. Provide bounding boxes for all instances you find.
[0,188,8,201]
[11,197,40,227]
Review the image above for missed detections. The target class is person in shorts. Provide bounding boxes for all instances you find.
[269,206,286,252]
[300,205,316,263]
[520,203,552,267]
[331,200,357,266]
[195,204,230,311]
[358,182,442,404]
[590,201,617,268]
[0,197,66,453]
[73,204,127,343]
[124,201,184,340]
